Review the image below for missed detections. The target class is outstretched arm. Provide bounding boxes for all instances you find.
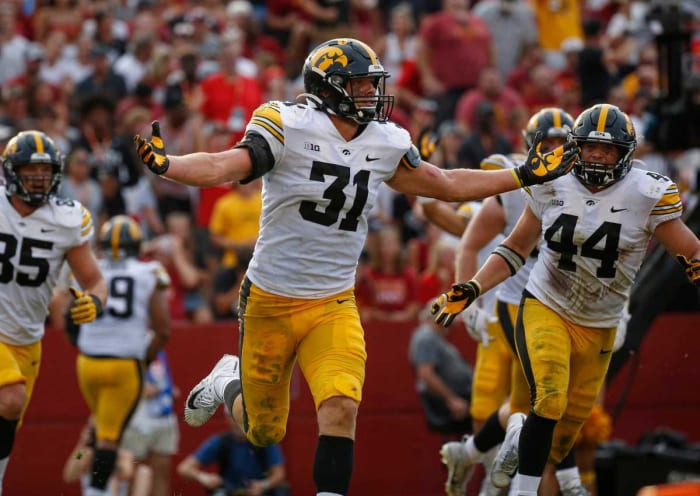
[389,132,579,202]
[654,218,700,286]
[135,121,254,187]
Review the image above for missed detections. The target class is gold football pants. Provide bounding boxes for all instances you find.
[238,278,367,446]
[0,340,41,426]
[77,355,143,443]
[516,295,615,463]
[470,300,529,420]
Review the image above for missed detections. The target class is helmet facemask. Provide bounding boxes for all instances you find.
[573,142,634,188]
[2,130,63,206]
[326,72,394,124]
[571,104,637,189]
[11,163,62,206]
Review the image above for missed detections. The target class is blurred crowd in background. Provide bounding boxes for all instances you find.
[1,0,699,324]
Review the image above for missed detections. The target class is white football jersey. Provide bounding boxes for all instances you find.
[524,167,683,327]
[0,188,93,345]
[245,101,416,298]
[77,258,168,359]
[481,154,537,306]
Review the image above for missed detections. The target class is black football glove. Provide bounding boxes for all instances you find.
[514,131,580,187]
[134,121,170,175]
[416,127,439,161]
[68,287,104,325]
[431,280,481,327]
[677,255,700,287]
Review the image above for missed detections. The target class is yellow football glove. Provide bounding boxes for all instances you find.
[431,280,481,327]
[514,131,580,187]
[676,255,700,287]
[416,127,439,161]
[69,287,104,325]
[134,121,170,175]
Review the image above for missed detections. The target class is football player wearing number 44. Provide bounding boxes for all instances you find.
[0,130,107,492]
[431,103,700,496]
[134,37,578,496]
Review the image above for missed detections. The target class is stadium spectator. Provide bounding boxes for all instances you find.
[455,67,527,149]
[457,100,514,169]
[415,0,494,125]
[121,350,180,496]
[409,304,473,436]
[472,0,539,79]
[198,28,263,145]
[358,223,420,323]
[209,179,262,320]
[177,411,288,496]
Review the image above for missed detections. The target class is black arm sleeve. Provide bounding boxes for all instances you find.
[235,131,275,184]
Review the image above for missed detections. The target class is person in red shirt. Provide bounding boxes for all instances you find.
[360,224,420,323]
[199,30,263,146]
[415,0,494,125]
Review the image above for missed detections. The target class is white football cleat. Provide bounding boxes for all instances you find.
[184,354,239,427]
[491,413,525,488]
[440,436,477,496]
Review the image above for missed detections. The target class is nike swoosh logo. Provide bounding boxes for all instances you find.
[600,349,612,355]
[337,299,351,304]
[187,388,203,409]
[610,207,627,213]
[365,155,380,162]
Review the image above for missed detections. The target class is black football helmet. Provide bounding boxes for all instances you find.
[99,215,143,260]
[2,130,63,206]
[302,38,394,123]
[522,107,574,150]
[571,104,637,188]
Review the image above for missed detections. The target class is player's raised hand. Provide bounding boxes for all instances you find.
[134,121,170,175]
[514,131,580,186]
[677,254,700,286]
[68,287,104,325]
[431,280,481,327]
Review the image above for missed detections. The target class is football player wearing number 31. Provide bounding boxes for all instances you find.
[134,38,578,496]
[0,130,107,493]
[431,103,700,496]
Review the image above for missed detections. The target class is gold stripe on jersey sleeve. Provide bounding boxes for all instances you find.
[481,154,508,170]
[651,184,683,216]
[249,103,283,144]
[80,206,94,237]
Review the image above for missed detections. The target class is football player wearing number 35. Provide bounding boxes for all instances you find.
[0,130,107,492]
[134,38,578,496]
[431,103,700,496]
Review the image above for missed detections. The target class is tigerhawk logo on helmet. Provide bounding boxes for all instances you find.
[302,38,394,124]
